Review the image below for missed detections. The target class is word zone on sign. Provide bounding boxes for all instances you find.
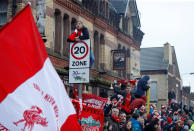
[72,61,87,66]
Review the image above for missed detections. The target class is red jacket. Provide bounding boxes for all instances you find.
[128,95,147,111]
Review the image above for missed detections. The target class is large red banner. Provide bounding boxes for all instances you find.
[79,105,104,131]
[73,90,107,108]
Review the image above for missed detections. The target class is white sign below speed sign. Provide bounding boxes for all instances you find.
[69,39,90,68]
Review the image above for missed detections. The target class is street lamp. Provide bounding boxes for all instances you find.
[110,84,114,90]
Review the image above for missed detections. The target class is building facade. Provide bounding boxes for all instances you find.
[182,86,194,110]
[1,0,144,98]
[140,43,181,110]
[182,86,191,106]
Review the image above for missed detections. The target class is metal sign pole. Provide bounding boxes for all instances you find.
[69,40,90,111]
[78,84,82,110]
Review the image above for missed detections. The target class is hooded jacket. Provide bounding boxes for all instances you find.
[135,75,150,98]
[130,118,142,131]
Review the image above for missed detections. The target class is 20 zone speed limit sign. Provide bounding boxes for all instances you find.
[69,39,90,68]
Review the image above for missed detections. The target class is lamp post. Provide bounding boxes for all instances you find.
[110,84,114,90]
[108,83,114,98]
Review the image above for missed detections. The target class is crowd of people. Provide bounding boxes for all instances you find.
[102,76,194,131]
[71,75,194,131]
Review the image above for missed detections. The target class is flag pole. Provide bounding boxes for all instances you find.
[147,88,150,115]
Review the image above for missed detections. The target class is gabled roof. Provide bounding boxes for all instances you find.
[110,0,141,27]
[140,47,169,71]
[110,0,129,14]
[129,0,141,27]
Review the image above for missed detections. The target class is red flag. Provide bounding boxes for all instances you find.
[0,5,81,131]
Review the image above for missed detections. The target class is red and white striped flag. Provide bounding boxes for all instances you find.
[0,5,81,131]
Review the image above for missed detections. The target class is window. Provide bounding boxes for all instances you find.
[63,14,70,56]
[118,44,121,50]
[86,85,89,91]
[122,46,126,53]
[100,88,108,98]
[149,81,157,101]
[54,9,62,54]
[126,48,130,57]
[94,31,99,67]
[0,1,8,27]
[71,18,77,33]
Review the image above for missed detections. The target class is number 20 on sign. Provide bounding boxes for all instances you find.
[69,39,90,69]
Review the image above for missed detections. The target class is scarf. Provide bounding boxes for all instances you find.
[68,29,83,42]
[112,114,120,123]
[125,93,131,107]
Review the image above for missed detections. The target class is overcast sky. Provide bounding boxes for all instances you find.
[136,0,194,91]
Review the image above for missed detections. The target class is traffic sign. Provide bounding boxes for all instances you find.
[69,68,90,83]
[69,39,90,68]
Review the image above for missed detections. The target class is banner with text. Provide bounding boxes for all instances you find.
[79,105,104,131]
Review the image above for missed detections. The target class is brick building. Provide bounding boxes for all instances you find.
[140,43,181,110]
[0,0,143,98]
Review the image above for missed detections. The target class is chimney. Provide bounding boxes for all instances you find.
[164,43,172,65]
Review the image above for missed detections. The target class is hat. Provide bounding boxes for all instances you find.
[167,117,172,124]
[147,114,151,119]
[128,80,136,86]
[117,79,126,84]
[181,117,185,121]
[140,106,146,113]
[152,114,160,120]
[161,106,166,109]
[187,120,193,127]
[152,115,157,120]
[150,104,156,109]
